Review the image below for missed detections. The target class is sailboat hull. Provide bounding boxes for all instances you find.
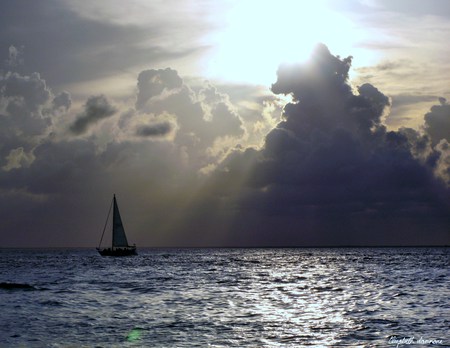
[96,247,137,257]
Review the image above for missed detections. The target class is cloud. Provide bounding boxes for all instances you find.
[6,45,24,67]
[190,44,450,246]
[0,62,260,246]
[351,1,450,129]
[2,72,51,114]
[133,68,246,170]
[0,71,56,170]
[2,147,35,171]
[423,97,450,146]
[69,95,117,135]
[371,0,450,18]
[0,1,214,93]
[52,91,72,111]
[136,69,183,110]
[136,122,173,137]
[1,43,448,247]
[382,95,438,130]
[434,139,450,184]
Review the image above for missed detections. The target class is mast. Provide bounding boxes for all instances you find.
[112,194,116,249]
[98,196,113,249]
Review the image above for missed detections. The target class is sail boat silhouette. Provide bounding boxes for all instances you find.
[96,194,137,256]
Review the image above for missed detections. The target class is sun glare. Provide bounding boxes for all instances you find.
[206,0,369,86]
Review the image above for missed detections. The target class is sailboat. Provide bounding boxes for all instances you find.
[96,194,137,256]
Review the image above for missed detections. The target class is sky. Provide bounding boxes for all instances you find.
[0,0,449,247]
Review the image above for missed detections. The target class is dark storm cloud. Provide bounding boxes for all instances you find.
[70,95,117,135]
[0,1,209,90]
[136,69,183,110]
[424,97,450,146]
[193,44,450,246]
[3,72,51,113]
[0,137,121,246]
[52,91,71,111]
[0,70,55,170]
[1,37,448,247]
[0,63,250,246]
[271,44,353,102]
[136,122,172,137]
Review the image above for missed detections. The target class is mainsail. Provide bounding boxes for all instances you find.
[112,195,129,247]
[97,194,137,256]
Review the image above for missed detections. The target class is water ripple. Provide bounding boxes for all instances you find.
[0,247,448,347]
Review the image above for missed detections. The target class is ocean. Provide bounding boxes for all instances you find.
[0,248,448,347]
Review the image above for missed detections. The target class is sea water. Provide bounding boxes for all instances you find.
[0,248,448,347]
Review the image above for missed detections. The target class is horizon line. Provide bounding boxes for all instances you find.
[1,245,449,249]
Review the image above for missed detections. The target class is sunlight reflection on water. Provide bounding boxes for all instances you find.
[0,248,448,347]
